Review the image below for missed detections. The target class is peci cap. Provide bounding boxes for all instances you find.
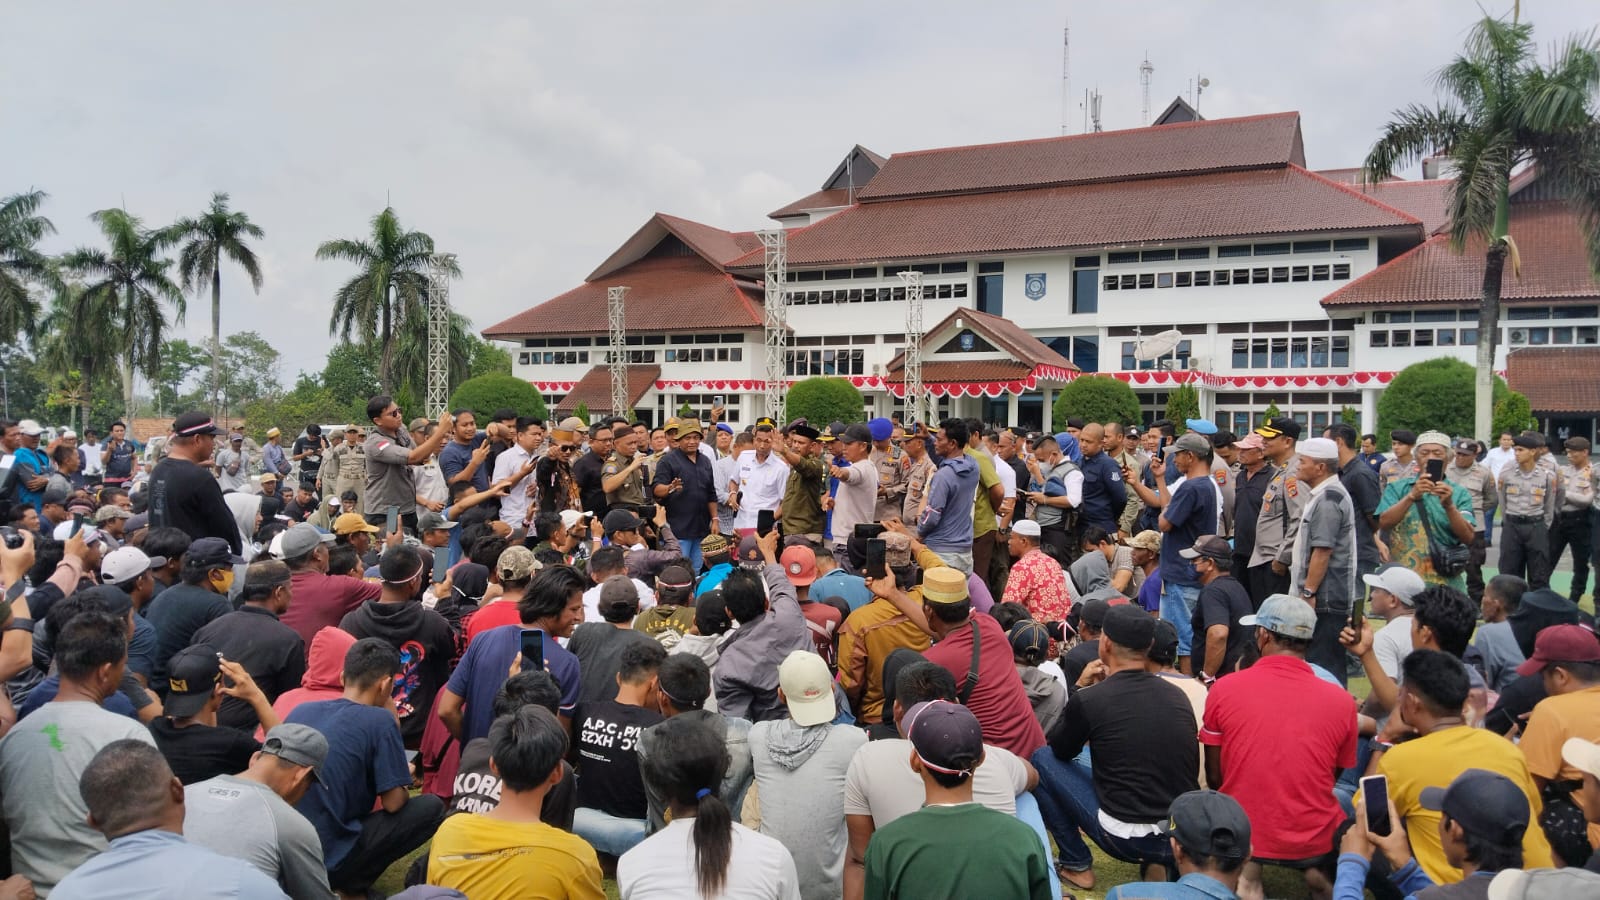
[187,537,245,570]
[868,417,895,442]
[1390,429,1418,446]
[1298,437,1340,461]
[100,547,165,585]
[1241,593,1315,640]
[1122,530,1162,552]
[1488,867,1600,900]
[496,545,540,582]
[261,723,329,781]
[602,508,642,535]
[1102,603,1157,651]
[1160,790,1252,860]
[1011,519,1042,539]
[1362,563,1426,606]
[701,533,730,560]
[905,700,985,777]
[1179,535,1233,562]
[1516,624,1600,676]
[418,511,458,533]
[778,650,836,726]
[780,545,817,586]
[921,567,970,604]
[280,523,336,560]
[788,422,821,441]
[1255,417,1302,440]
[1514,433,1546,450]
[1172,432,1211,456]
[166,644,223,718]
[1416,430,1452,450]
[333,513,379,535]
[715,422,733,435]
[173,412,228,437]
[1418,768,1530,846]
[265,427,282,438]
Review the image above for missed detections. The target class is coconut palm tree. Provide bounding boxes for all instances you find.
[60,208,186,422]
[167,192,265,416]
[0,189,63,345]
[316,207,460,393]
[1363,14,1600,440]
[38,282,118,430]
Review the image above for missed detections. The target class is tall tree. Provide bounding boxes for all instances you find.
[0,189,63,345]
[316,207,460,393]
[38,283,118,429]
[1364,15,1600,440]
[167,192,265,416]
[60,209,186,423]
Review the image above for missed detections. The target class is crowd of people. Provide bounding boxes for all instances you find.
[0,401,1598,900]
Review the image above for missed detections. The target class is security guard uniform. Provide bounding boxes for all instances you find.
[1498,446,1559,589]
[871,443,906,522]
[324,440,368,509]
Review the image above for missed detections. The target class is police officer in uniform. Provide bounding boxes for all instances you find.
[1498,432,1559,589]
[1554,436,1595,602]
[1247,416,1305,605]
[868,417,905,523]
[1445,437,1496,602]
[323,425,368,511]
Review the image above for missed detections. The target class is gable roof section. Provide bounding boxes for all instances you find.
[586,212,761,282]
[884,307,1077,375]
[856,112,1305,202]
[1153,96,1202,125]
[553,365,661,416]
[1321,201,1600,308]
[729,165,1421,270]
[822,145,887,191]
[482,254,763,338]
[1506,347,1600,413]
[768,188,856,219]
[1354,179,1454,234]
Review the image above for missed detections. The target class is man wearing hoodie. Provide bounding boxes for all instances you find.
[917,419,980,574]
[339,544,454,747]
[261,626,357,739]
[712,529,816,722]
[749,650,869,900]
[632,564,696,647]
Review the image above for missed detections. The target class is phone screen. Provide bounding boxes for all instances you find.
[386,505,400,535]
[865,538,888,580]
[432,550,449,584]
[1350,596,1365,632]
[70,513,87,537]
[520,629,545,670]
[1425,458,1445,482]
[757,509,776,538]
[1360,775,1392,836]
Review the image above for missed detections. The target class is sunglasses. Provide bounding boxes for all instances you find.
[559,445,579,453]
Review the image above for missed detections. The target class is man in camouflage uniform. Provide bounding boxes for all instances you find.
[322,425,368,512]
[868,417,906,523]
[1247,416,1305,605]
[1445,437,1496,602]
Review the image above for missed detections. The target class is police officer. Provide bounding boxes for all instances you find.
[1498,432,1559,589]
[323,424,368,511]
[1379,429,1419,490]
[1247,416,1305,605]
[1554,436,1595,603]
[1445,437,1495,602]
[867,417,905,522]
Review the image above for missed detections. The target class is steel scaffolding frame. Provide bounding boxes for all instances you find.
[898,269,925,426]
[607,286,630,419]
[759,229,788,421]
[426,254,455,417]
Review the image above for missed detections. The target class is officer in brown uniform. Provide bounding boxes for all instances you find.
[868,417,905,522]
[1498,432,1559,589]
[1247,416,1305,605]
[1554,436,1594,602]
[900,423,936,524]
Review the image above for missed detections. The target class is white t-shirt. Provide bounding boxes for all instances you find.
[733,451,791,531]
[842,738,1029,829]
[582,578,656,623]
[81,442,104,476]
[618,818,800,900]
[1373,615,1415,680]
[990,449,1017,499]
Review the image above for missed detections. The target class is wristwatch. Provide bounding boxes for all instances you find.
[1301,587,1318,599]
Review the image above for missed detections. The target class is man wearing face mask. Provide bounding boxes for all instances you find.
[144,537,245,690]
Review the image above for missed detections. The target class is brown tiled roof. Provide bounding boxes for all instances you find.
[482,255,763,337]
[883,360,1037,384]
[655,213,762,267]
[553,365,660,416]
[1507,347,1600,413]
[768,188,856,219]
[1355,179,1454,234]
[729,166,1420,270]
[884,308,1077,375]
[856,112,1305,201]
[1321,201,1600,308]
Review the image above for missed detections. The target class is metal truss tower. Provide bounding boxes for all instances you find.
[899,270,925,426]
[759,230,788,422]
[607,286,630,419]
[427,254,456,417]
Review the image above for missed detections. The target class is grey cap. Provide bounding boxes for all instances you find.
[1241,593,1316,640]
[418,511,458,533]
[261,723,329,780]
[279,523,335,560]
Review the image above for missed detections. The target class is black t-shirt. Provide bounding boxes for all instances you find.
[1232,464,1276,561]
[147,456,243,554]
[652,448,717,542]
[292,436,327,483]
[1050,670,1199,825]
[1190,576,1255,678]
[567,623,659,705]
[1061,637,1100,688]
[572,451,607,518]
[573,699,662,819]
[451,736,577,830]
[144,584,232,682]
[192,606,307,732]
[1338,457,1384,575]
[149,718,262,784]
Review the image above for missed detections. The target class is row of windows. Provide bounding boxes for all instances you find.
[1369,329,1480,348]
[521,333,745,348]
[1106,238,1368,265]
[1366,306,1598,325]
[787,282,970,305]
[1230,337,1352,369]
[786,348,867,377]
[1102,263,1352,292]
[788,262,972,282]
[521,351,588,365]
[658,393,742,424]
[664,347,744,363]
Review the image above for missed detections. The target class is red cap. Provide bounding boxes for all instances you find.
[779,545,817,587]
[1517,624,1600,676]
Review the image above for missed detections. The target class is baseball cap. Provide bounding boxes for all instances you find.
[1009,619,1051,661]
[1362,564,1426,606]
[603,508,642,535]
[261,723,329,781]
[780,545,817,586]
[1172,432,1210,455]
[557,416,590,434]
[1419,768,1529,845]
[778,650,836,726]
[40,484,70,508]
[1122,530,1162,552]
[333,513,380,535]
[1149,618,1181,665]
[701,533,730,560]
[496,545,540,582]
[280,523,336,560]
[1102,603,1157,651]
[1184,418,1218,436]
[1298,437,1339,461]
[1241,593,1316,640]
[904,700,985,777]
[1516,624,1600,676]
[187,536,245,569]
[1561,737,1600,780]
[736,534,763,566]
[100,547,166,585]
[1011,519,1042,539]
[1489,867,1600,900]
[94,506,131,524]
[15,419,43,437]
[1078,598,1113,631]
[599,574,640,611]
[675,418,705,438]
[1255,417,1303,440]
[1179,535,1232,562]
[868,417,895,442]
[60,428,77,439]
[558,510,586,534]
[1390,429,1418,446]
[172,412,227,437]
[1232,433,1265,451]
[229,432,244,443]
[418,511,458,533]
[166,644,223,718]
[656,565,694,593]
[1514,433,1545,450]
[839,422,873,445]
[1160,790,1252,859]
[921,567,969,604]
[52,520,99,542]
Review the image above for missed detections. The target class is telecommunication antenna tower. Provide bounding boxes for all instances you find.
[1140,55,1154,125]
[1089,89,1103,133]
[607,286,630,419]
[426,254,455,418]
[898,270,925,426]
[758,230,788,421]
[1060,20,1070,135]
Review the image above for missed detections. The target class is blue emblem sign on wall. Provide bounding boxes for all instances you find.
[1025,273,1047,300]
[959,332,975,351]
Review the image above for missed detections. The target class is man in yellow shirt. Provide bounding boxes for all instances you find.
[427,706,604,900]
[837,533,931,722]
[1372,649,1553,883]
[1511,624,1600,851]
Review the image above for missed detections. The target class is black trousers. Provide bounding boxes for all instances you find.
[1465,532,1488,604]
[327,793,446,893]
[1550,509,1593,601]
[1306,608,1351,687]
[1245,563,1289,609]
[1500,516,1553,589]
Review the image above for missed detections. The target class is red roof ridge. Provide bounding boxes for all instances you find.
[1290,165,1422,226]
[884,111,1301,161]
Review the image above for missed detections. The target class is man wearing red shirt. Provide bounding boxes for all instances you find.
[279,523,381,651]
[1201,593,1358,900]
[1001,519,1075,632]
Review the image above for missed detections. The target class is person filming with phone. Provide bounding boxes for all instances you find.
[1376,431,1476,594]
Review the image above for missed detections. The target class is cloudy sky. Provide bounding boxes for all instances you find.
[4,1,1594,382]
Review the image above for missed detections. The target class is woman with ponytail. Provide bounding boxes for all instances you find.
[618,716,799,899]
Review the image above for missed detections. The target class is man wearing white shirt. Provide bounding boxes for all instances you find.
[713,433,747,538]
[581,546,656,623]
[493,417,542,528]
[1482,431,1516,545]
[732,420,790,535]
[82,429,106,485]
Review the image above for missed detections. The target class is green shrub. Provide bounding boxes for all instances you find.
[786,377,866,427]
[1052,376,1141,431]
[447,374,547,423]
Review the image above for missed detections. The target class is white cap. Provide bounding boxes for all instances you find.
[16,419,42,437]
[101,547,165,584]
[559,510,586,532]
[52,521,100,542]
[1011,519,1042,538]
[778,650,836,726]
[61,429,77,439]
[1362,564,1426,606]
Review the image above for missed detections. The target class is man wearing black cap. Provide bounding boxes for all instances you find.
[1184,536,1254,684]
[149,644,278,785]
[1104,790,1253,900]
[144,536,243,685]
[192,559,307,732]
[147,412,243,554]
[1381,429,1419,490]
[829,423,880,572]
[1246,416,1304,607]
[1498,432,1559,589]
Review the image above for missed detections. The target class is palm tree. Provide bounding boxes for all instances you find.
[316,207,460,393]
[60,208,186,423]
[1364,14,1600,440]
[38,282,118,430]
[390,309,477,400]
[0,189,63,346]
[167,192,265,417]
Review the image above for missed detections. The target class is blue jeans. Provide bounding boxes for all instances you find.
[1161,582,1201,656]
[1030,747,1176,870]
[680,539,704,574]
[1014,791,1062,900]
[572,807,647,856]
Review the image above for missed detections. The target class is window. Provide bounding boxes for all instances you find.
[1310,337,1329,366]
[1073,255,1100,268]
[1332,238,1370,252]
[1270,338,1288,368]
[1213,270,1231,285]
[1156,273,1174,288]
[1072,336,1100,372]
[1437,329,1456,346]
[1072,268,1099,314]
[1413,329,1434,347]
[1218,245,1252,258]
[1177,247,1211,261]
[1271,267,1290,283]
[1509,307,1551,320]
[1103,275,1119,291]
[1312,264,1331,281]
[976,274,1003,315]
[1194,271,1211,287]
[1141,249,1176,262]
[1556,305,1599,319]
[978,261,1005,274]
[1120,274,1136,290]
[1370,331,1389,348]
[1530,327,1550,345]
[1293,240,1331,254]
[1290,337,1308,367]
[939,262,967,274]
[1555,327,1575,344]
[1107,251,1140,264]
[1252,268,1269,284]
[1581,327,1599,344]
[1176,271,1193,287]
[1391,331,1411,347]
[1255,242,1292,256]
[1138,273,1155,289]
[1251,339,1269,368]
[1332,263,1351,279]
[1292,266,1310,282]
[1233,339,1249,368]
[1460,328,1479,344]
[1121,341,1137,370]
